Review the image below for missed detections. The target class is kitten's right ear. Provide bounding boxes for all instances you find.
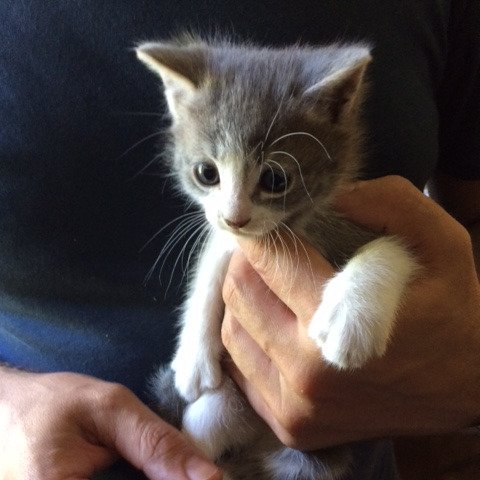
[136,43,206,119]
[303,48,372,124]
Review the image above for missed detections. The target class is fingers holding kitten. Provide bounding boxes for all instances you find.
[222,249,321,377]
[222,313,322,450]
[235,233,335,324]
[335,176,472,267]
[221,248,333,449]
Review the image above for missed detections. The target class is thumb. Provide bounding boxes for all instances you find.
[333,175,466,261]
[92,386,222,480]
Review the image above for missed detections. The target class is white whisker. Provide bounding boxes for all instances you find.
[269,131,333,163]
[269,151,314,204]
[271,230,280,285]
[281,222,316,291]
[250,140,265,161]
[267,160,289,211]
[143,213,206,287]
[156,217,205,272]
[166,222,209,292]
[263,95,286,146]
[185,225,212,279]
[280,223,300,296]
[116,130,164,162]
[140,211,203,252]
[128,152,165,181]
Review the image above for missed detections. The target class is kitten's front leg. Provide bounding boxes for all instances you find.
[308,237,419,369]
[171,231,234,401]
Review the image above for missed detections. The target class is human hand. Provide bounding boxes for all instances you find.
[0,368,222,480]
[221,176,480,450]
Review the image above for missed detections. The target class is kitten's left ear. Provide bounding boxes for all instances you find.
[136,42,206,120]
[304,48,372,123]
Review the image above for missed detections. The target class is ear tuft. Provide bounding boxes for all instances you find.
[136,42,207,91]
[303,48,372,123]
[136,42,207,121]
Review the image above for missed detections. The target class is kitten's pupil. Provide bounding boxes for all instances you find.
[260,168,288,193]
[194,162,220,186]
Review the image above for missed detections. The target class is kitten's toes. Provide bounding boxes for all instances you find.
[308,274,389,370]
[172,353,223,402]
[318,312,386,370]
[309,237,418,370]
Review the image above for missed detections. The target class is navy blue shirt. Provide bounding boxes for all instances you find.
[1,1,479,478]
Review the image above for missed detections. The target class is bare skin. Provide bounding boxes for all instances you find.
[221,176,480,455]
[0,367,222,480]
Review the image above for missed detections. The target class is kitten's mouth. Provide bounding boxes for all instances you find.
[220,224,259,237]
[217,221,275,239]
[212,214,282,238]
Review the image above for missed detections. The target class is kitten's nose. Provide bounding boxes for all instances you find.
[224,217,251,229]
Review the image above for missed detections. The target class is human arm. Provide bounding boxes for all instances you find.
[0,364,221,480]
[221,176,480,451]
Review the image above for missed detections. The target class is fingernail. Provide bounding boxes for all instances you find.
[186,456,222,480]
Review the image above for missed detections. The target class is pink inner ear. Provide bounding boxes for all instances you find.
[136,43,207,89]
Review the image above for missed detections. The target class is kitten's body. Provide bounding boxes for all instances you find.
[137,38,417,479]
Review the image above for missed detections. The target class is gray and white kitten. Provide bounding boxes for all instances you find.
[137,38,418,480]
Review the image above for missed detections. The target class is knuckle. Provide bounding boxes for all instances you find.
[248,244,276,278]
[290,375,316,400]
[271,394,316,450]
[387,175,412,191]
[138,422,178,464]
[285,363,318,399]
[454,223,473,252]
[222,272,241,309]
[275,411,310,450]
[270,371,319,449]
[434,215,473,264]
[220,313,236,350]
[93,382,133,411]
[222,262,255,312]
[365,175,414,201]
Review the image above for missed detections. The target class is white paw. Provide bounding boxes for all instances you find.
[308,273,385,369]
[171,346,223,402]
[182,379,261,461]
[308,237,418,370]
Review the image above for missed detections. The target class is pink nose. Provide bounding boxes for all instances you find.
[224,217,251,229]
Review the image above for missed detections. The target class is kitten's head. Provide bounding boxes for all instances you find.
[137,38,371,237]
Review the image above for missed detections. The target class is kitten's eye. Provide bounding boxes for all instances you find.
[260,167,289,193]
[194,162,220,186]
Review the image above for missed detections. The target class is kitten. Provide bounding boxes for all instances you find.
[137,37,418,480]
